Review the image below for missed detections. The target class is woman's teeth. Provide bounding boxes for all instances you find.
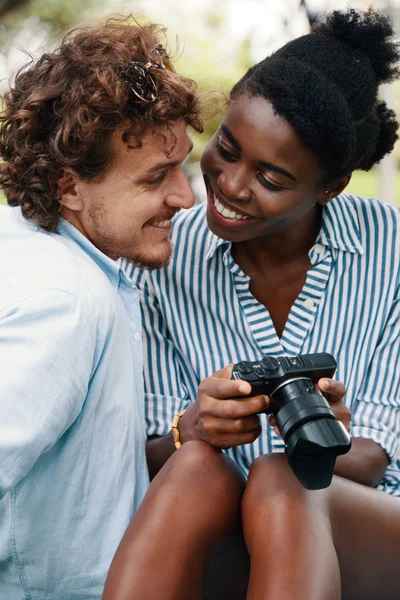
[213,195,250,220]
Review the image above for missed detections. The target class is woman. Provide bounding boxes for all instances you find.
[106,8,400,599]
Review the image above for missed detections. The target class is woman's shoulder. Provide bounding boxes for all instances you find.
[329,194,399,275]
[338,192,400,222]
[334,192,400,240]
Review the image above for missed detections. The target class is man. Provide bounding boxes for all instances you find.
[0,17,204,599]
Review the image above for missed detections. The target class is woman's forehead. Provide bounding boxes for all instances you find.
[221,95,325,181]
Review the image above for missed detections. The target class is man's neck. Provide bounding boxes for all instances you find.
[59,207,89,239]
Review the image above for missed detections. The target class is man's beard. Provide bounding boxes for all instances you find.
[123,241,174,271]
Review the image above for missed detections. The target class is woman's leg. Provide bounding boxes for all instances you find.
[242,453,400,600]
[328,475,400,600]
[103,440,245,600]
[202,519,250,600]
[242,454,340,600]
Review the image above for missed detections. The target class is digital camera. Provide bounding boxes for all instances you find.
[231,352,351,490]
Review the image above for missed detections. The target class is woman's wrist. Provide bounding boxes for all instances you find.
[174,405,199,446]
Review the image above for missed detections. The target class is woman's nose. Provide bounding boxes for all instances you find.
[217,168,252,202]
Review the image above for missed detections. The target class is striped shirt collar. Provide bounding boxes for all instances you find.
[205,194,365,261]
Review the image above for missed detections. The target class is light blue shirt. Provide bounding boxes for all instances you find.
[0,206,149,599]
[126,194,400,497]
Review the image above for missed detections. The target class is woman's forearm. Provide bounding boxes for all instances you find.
[334,437,389,487]
[146,434,176,480]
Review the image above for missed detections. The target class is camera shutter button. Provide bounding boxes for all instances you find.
[261,357,279,372]
[254,366,267,378]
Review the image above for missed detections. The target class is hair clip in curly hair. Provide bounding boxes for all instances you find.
[120,47,175,103]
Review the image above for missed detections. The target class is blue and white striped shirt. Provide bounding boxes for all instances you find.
[125,193,400,497]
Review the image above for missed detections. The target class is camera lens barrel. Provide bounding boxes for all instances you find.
[271,377,351,489]
[272,378,335,441]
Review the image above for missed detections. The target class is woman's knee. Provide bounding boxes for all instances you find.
[164,440,245,505]
[245,453,303,500]
[243,453,329,517]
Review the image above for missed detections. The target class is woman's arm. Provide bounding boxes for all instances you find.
[146,368,268,479]
[334,437,389,486]
[146,433,176,481]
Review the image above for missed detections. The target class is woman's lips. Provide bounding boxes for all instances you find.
[208,191,260,227]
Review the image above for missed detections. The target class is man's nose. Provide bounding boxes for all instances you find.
[166,171,195,209]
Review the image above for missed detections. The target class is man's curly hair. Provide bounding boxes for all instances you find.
[0,16,204,231]
[231,8,400,183]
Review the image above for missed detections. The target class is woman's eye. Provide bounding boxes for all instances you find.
[216,142,237,163]
[257,173,284,192]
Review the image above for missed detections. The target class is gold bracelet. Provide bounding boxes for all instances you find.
[171,409,187,449]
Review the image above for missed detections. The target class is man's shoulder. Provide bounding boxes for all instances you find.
[0,207,115,312]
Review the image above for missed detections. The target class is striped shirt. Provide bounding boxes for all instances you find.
[124,193,400,497]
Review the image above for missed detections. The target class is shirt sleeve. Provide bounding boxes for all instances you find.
[351,286,400,463]
[133,268,191,438]
[0,289,95,498]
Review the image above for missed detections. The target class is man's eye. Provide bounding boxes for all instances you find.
[147,171,168,185]
[216,141,237,163]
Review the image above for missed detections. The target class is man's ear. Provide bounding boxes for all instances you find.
[58,169,84,212]
[319,174,352,205]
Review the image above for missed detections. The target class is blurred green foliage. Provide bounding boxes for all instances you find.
[0,0,138,39]
[0,0,399,187]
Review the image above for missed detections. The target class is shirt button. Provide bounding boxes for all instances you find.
[303,298,314,309]
[314,243,324,254]
[133,332,141,342]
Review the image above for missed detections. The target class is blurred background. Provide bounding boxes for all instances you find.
[0,0,399,204]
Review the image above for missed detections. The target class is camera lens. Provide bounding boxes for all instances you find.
[272,378,351,489]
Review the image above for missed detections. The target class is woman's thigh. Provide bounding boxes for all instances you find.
[328,477,400,600]
[202,523,250,600]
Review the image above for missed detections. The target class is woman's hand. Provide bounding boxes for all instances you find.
[178,365,269,449]
[268,378,351,437]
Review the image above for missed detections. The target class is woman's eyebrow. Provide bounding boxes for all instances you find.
[259,160,297,182]
[220,124,241,151]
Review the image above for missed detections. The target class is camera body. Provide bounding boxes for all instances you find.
[231,353,351,490]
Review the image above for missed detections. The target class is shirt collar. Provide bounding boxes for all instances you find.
[206,194,364,261]
[317,194,364,255]
[57,218,131,290]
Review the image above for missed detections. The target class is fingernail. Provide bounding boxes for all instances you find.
[320,379,331,390]
[238,383,249,394]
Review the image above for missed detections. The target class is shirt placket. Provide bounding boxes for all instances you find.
[118,269,146,431]
[223,247,284,357]
[225,243,334,358]
[280,244,334,355]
